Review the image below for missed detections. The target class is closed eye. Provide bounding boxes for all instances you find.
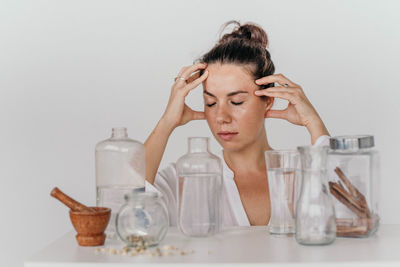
[231,101,244,105]
[206,103,216,107]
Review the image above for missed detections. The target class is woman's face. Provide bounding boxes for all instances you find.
[203,63,273,152]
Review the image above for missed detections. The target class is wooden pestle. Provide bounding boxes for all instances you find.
[51,187,96,212]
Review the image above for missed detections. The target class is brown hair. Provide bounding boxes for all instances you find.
[199,21,275,89]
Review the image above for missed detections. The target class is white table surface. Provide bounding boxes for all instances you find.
[25,225,400,266]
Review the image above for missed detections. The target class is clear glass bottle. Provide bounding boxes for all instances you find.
[116,191,168,247]
[327,135,380,237]
[295,146,336,245]
[95,127,146,240]
[176,137,223,237]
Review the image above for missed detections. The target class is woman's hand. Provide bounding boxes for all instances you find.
[162,63,208,130]
[254,74,329,143]
[145,63,208,184]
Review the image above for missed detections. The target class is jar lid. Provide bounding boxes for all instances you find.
[329,135,374,150]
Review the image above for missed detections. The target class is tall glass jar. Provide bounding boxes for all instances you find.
[95,127,146,240]
[116,191,168,247]
[176,137,223,237]
[295,146,336,245]
[327,135,380,237]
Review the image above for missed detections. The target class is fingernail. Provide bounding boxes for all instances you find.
[255,80,261,84]
[255,90,262,95]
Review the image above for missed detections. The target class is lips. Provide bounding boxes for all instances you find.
[217,131,238,141]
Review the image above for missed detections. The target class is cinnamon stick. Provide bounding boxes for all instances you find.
[328,167,376,237]
[329,182,366,218]
[334,167,371,218]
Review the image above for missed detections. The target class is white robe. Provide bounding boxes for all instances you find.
[146,135,330,226]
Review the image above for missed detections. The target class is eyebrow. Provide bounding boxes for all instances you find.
[203,90,249,98]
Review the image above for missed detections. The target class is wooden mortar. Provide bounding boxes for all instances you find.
[51,187,111,246]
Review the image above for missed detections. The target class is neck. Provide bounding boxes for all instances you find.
[223,130,272,174]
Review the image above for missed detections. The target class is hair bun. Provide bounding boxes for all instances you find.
[218,21,269,48]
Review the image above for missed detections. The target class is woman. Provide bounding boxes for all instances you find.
[145,21,330,226]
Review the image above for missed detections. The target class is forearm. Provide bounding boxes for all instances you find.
[306,115,330,145]
[145,118,175,184]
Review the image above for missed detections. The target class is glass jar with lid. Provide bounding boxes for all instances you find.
[327,135,380,237]
[115,190,168,247]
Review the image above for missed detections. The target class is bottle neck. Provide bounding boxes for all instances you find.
[188,137,209,153]
[298,146,328,171]
[111,127,128,139]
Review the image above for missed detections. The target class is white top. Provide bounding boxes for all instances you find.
[146,135,331,227]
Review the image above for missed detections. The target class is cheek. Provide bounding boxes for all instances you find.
[236,103,265,130]
[205,108,216,128]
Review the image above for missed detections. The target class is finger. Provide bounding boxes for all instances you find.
[265,109,287,119]
[256,91,294,102]
[255,74,296,87]
[178,63,207,80]
[256,86,293,94]
[186,71,201,84]
[185,70,208,92]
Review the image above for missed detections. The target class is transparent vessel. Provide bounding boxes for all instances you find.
[265,150,301,234]
[95,127,146,240]
[176,137,223,237]
[116,191,168,247]
[327,135,380,237]
[295,146,336,245]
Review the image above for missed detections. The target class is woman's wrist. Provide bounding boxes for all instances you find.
[306,116,330,145]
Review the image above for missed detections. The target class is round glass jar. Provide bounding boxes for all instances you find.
[115,191,168,247]
[327,135,380,237]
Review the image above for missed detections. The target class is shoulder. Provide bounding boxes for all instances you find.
[158,162,177,178]
[155,162,178,186]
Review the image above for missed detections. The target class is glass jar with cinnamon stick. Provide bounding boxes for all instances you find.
[327,135,380,237]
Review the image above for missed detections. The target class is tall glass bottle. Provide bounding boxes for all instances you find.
[95,127,145,240]
[176,137,223,237]
[295,146,336,245]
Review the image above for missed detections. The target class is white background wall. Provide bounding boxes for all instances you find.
[1,0,399,266]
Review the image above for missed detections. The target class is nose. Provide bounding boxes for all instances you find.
[216,104,232,124]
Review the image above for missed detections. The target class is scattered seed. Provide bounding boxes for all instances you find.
[94,243,194,258]
[146,250,155,257]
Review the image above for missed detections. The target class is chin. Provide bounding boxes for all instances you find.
[215,138,245,152]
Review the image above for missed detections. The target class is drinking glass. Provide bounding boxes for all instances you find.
[265,150,301,234]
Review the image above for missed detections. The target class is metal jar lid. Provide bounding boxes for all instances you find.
[329,135,374,150]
